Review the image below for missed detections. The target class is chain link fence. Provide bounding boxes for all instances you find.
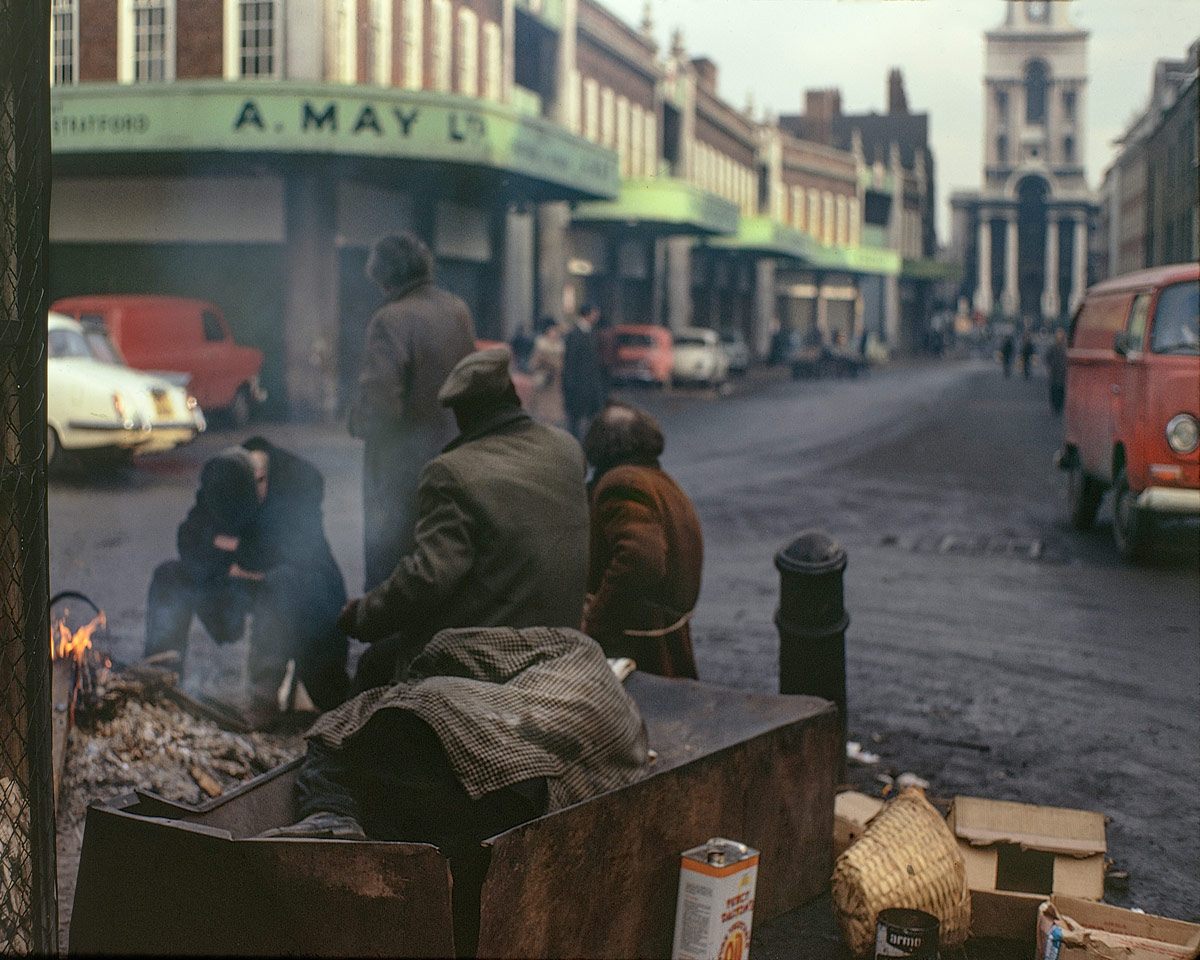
[1,0,57,953]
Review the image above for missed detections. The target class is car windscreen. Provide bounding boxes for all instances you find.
[48,328,92,359]
[1151,281,1199,354]
[83,327,127,365]
[615,334,656,348]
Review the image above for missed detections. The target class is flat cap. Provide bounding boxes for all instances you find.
[438,347,514,406]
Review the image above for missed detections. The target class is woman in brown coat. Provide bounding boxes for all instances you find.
[582,402,703,678]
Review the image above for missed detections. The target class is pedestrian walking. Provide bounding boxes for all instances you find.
[562,304,608,440]
[348,233,476,592]
[144,439,349,728]
[527,316,566,427]
[1020,327,1036,380]
[342,347,590,689]
[1045,327,1068,414]
[1000,332,1015,379]
[582,402,703,679]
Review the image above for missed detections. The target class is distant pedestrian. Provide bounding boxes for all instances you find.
[528,316,566,427]
[1045,328,1068,414]
[582,402,703,679]
[1000,333,1015,379]
[1020,328,1036,380]
[348,233,475,591]
[562,304,608,440]
[144,439,349,728]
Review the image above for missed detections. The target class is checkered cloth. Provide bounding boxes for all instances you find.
[306,626,650,810]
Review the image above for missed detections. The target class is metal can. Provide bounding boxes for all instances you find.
[874,908,940,958]
[671,838,759,960]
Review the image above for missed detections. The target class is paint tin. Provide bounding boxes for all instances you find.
[874,907,940,958]
[671,838,759,960]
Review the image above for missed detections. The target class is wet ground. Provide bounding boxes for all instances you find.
[49,356,1200,941]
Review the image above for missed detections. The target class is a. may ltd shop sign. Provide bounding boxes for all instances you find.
[51,82,619,199]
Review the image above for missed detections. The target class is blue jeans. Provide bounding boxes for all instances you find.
[145,559,349,710]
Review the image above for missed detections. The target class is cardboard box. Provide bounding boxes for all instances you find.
[948,796,1107,943]
[1036,896,1200,960]
[833,791,884,857]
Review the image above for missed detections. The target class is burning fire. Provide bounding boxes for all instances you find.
[50,611,106,662]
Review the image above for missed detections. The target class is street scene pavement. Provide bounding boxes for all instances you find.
[49,357,1200,925]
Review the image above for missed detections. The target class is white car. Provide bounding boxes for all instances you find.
[672,328,730,388]
[48,311,205,465]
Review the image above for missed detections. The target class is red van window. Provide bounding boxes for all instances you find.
[201,310,226,342]
[1150,281,1200,354]
[1070,294,1132,350]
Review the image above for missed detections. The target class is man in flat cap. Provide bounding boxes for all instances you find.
[144,438,350,727]
[345,347,590,689]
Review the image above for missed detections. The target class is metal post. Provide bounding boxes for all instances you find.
[774,531,848,783]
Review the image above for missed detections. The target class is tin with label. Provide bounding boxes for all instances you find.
[671,838,759,960]
[874,907,940,958]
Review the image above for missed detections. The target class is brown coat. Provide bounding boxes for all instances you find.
[583,463,703,678]
[348,281,476,590]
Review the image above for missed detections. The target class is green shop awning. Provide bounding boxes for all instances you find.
[709,216,809,258]
[901,257,961,281]
[572,177,739,236]
[51,82,619,201]
[799,238,900,276]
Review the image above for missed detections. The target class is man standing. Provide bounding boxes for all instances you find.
[582,402,703,679]
[562,303,608,440]
[145,438,349,726]
[349,233,475,591]
[343,348,590,689]
[1045,327,1069,414]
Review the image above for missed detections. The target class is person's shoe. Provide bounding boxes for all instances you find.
[259,811,367,840]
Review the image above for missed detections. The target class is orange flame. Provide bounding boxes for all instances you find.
[51,612,106,663]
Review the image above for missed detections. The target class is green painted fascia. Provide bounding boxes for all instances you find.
[51,81,619,199]
[712,217,901,275]
[573,177,739,234]
[901,257,961,281]
[710,216,809,257]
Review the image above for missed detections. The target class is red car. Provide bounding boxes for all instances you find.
[52,295,266,426]
[606,324,674,387]
[1060,262,1199,560]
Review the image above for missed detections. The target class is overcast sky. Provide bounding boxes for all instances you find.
[599,0,1197,242]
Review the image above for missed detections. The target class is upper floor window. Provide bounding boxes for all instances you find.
[236,0,281,79]
[365,0,391,85]
[52,0,79,85]
[328,0,356,83]
[600,87,615,148]
[849,198,861,247]
[1063,135,1075,164]
[1063,90,1077,122]
[822,192,835,245]
[630,104,645,178]
[583,78,599,142]
[400,0,423,89]
[1025,59,1049,125]
[616,96,630,177]
[995,88,1008,119]
[643,112,657,177]
[132,0,175,81]
[483,22,503,102]
[807,189,820,239]
[430,0,452,93]
[456,7,478,96]
[996,134,1009,163]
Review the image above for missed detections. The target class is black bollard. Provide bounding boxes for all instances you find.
[775,530,849,783]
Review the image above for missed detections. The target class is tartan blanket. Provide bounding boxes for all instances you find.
[306,626,650,810]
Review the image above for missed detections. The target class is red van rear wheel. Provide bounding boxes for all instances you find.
[1112,468,1150,562]
[1067,461,1104,530]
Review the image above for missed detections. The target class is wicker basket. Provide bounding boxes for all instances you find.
[831,788,971,956]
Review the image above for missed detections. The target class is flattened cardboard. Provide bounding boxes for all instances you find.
[833,791,884,857]
[1036,896,1200,960]
[949,796,1107,942]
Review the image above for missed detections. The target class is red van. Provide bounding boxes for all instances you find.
[1059,263,1199,560]
[607,324,674,387]
[51,295,266,426]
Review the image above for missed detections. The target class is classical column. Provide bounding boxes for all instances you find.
[1042,213,1060,321]
[1001,211,1019,317]
[974,212,993,315]
[1070,216,1088,313]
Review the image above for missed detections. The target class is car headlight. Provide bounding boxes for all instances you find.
[186,395,198,410]
[1166,413,1199,454]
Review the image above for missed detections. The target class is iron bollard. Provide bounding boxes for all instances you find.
[775,530,849,783]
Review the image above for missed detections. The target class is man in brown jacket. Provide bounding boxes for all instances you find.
[342,347,590,689]
[349,233,476,591]
[582,402,703,678]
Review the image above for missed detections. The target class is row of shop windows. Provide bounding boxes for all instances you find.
[50,0,504,97]
[566,72,659,180]
[691,140,755,215]
[785,186,861,248]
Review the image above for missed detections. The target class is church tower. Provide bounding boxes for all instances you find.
[952,0,1097,323]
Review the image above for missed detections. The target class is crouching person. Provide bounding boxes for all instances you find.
[582,402,704,679]
[144,438,350,728]
[264,626,649,949]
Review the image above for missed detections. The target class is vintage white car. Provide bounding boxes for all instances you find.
[47,311,205,465]
[671,327,730,388]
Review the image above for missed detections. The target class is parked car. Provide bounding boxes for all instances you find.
[47,312,205,466]
[1058,262,1199,561]
[474,339,535,407]
[672,328,730,388]
[720,330,751,376]
[51,295,265,426]
[607,324,674,387]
